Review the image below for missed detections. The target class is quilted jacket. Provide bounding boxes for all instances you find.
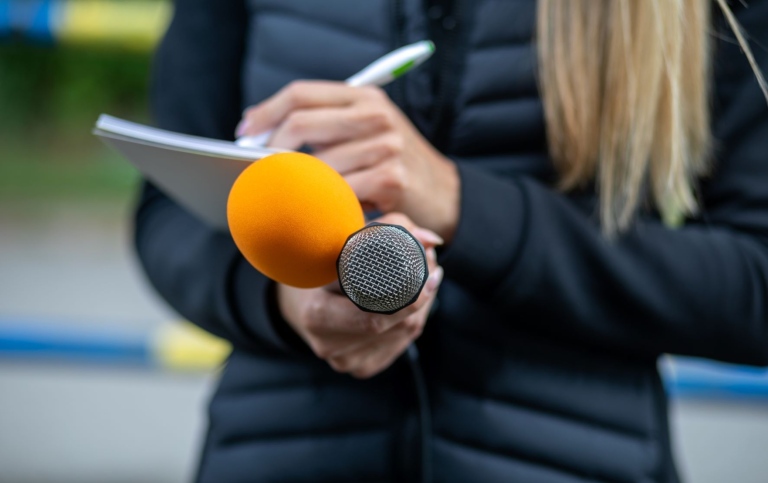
[135,0,768,481]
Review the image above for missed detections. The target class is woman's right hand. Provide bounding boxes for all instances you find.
[276,213,444,379]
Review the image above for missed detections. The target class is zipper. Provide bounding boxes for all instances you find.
[390,0,408,112]
[389,2,472,481]
[391,6,432,483]
[428,0,464,153]
[389,0,432,483]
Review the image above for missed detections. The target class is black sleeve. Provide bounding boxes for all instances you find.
[133,0,304,354]
[439,1,768,366]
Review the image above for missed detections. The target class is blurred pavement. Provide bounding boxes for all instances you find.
[0,363,213,483]
[1,196,767,483]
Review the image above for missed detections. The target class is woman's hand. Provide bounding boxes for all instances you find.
[276,213,444,379]
[237,81,461,242]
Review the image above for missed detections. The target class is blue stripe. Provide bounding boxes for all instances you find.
[3,0,54,42]
[662,357,768,399]
[29,0,53,41]
[0,319,150,365]
[668,381,768,399]
[0,1,10,37]
[1,320,768,400]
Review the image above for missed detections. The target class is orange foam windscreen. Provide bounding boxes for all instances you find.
[227,152,365,288]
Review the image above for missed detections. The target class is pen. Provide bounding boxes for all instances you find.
[236,40,435,148]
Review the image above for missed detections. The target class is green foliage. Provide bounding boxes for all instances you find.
[0,42,152,200]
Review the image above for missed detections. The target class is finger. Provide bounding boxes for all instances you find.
[409,264,443,314]
[306,290,390,334]
[267,106,390,150]
[367,212,444,248]
[358,263,442,335]
[304,329,385,360]
[308,292,431,360]
[361,202,378,213]
[318,314,409,359]
[321,280,344,295]
[321,266,442,364]
[240,81,362,136]
[314,133,401,175]
[327,324,414,378]
[281,270,438,367]
[338,295,435,379]
[306,288,416,335]
[426,247,437,270]
[326,303,423,359]
[280,284,374,336]
[314,270,439,335]
[344,161,403,214]
[350,334,414,379]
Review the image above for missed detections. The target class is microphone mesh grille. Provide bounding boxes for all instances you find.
[338,225,427,314]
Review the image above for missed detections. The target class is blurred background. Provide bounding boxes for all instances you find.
[1,1,767,482]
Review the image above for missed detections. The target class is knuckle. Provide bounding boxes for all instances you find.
[303,300,325,332]
[284,111,308,135]
[402,313,424,335]
[403,317,420,331]
[304,316,321,333]
[409,322,424,338]
[382,163,408,193]
[360,85,387,101]
[382,109,399,128]
[351,367,377,379]
[329,356,353,373]
[375,195,399,214]
[285,80,309,101]
[378,135,404,159]
[311,341,333,360]
[363,316,386,334]
[402,302,422,319]
[361,110,390,132]
[381,212,410,228]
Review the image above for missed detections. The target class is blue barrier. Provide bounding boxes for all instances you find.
[1,0,57,43]
[0,318,149,365]
[0,318,230,371]
[0,0,54,42]
[0,1,6,38]
[661,356,768,399]
[1,318,767,399]
[0,0,170,50]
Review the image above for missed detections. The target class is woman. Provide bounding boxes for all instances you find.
[136,0,768,481]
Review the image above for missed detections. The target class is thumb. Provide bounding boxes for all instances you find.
[409,227,444,249]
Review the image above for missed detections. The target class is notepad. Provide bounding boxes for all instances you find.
[94,114,282,231]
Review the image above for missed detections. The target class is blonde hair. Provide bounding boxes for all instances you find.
[537,0,768,234]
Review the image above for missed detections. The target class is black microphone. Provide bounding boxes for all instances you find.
[337,223,429,314]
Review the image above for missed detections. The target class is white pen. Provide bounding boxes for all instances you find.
[236,40,435,148]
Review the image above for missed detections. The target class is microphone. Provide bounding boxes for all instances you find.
[227,152,428,313]
[338,223,428,314]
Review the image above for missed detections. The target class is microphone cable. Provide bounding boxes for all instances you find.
[406,344,433,483]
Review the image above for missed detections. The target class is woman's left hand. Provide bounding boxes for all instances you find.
[237,81,460,242]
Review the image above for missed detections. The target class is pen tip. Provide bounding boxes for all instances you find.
[426,40,435,53]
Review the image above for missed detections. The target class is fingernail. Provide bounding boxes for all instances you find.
[235,119,250,137]
[413,228,444,246]
[425,266,444,294]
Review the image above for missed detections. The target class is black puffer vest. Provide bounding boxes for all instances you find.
[201,1,673,482]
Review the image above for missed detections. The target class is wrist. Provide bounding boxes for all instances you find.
[274,283,314,353]
[430,156,461,243]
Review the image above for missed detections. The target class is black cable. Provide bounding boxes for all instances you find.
[406,344,433,483]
